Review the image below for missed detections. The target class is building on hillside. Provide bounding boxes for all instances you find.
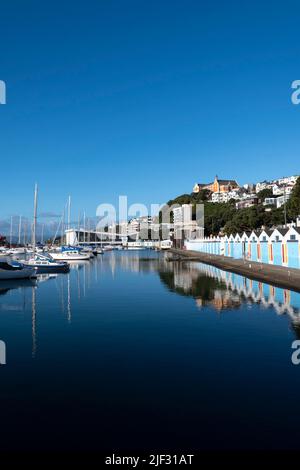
[256,175,299,194]
[276,194,291,208]
[211,192,230,203]
[173,204,204,242]
[264,197,277,206]
[255,181,273,193]
[235,197,258,210]
[193,175,239,194]
[272,184,294,196]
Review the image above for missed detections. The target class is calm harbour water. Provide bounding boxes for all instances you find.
[1,250,300,452]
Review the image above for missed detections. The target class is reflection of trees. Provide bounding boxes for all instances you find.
[0,288,10,296]
[0,279,36,297]
[157,262,244,312]
[291,321,300,340]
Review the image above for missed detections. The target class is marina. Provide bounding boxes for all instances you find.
[1,251,300,451]
[2,0,300,460]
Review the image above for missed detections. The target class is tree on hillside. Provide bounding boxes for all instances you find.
[287,177,300,220]
[166,194,193,207]
[204,202,236,236]
[191,189,211,202]
[256,188,273,201]
[223,205,267,235]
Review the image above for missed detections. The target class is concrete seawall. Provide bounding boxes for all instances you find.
[169,249,300,293]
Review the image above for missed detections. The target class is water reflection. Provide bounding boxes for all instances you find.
[2,252,300,357]
[0,278,36,298]
[157,258,300,336]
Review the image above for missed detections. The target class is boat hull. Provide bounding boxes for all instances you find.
[50,253,91,261]
[0,267,36,280]
[23,263,70,274]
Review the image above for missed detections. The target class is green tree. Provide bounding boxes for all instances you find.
[256,188,273,201]
[191,189,211,202]
[223,205,266,234]
[287,178,300,220]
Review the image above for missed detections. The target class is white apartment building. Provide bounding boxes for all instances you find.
[173,204,193,225]
[173,204,203,239]
[211,192,230,203]
[264,194,291,208]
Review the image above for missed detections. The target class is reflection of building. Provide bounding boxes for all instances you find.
[159,256,300,322]
[197,289,242,312]
[193,263,300,320]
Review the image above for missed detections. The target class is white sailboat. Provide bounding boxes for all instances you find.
[24,184,71,272]
[50,246,91,261]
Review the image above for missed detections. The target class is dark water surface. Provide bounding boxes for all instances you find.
[1,251,300,451]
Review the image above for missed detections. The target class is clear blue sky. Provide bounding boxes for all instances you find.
[1,0,300,223]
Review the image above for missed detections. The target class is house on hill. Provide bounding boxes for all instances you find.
[193,175,239,194]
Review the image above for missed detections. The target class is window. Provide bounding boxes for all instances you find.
[290,235,296,241]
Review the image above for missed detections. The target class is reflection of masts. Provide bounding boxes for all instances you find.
[110,252,116,278]
[83,263,86,297]
[32,286,37,358]
[77,269,81,300]
[94,257,98,282]
[67,273,71,323]
[61,276,65,314]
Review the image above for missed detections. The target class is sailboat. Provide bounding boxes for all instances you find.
[0,257,36,280]
[50,246,91,261]
[24,253,70,273]
[23,184,71,273]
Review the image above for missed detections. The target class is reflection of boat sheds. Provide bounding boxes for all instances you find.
[191,263,300,320]
[159,258,300,320]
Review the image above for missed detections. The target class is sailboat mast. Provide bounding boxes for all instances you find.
[32,183,38,254]
[83,211,86,244]
[23,220,27,245]
[68,195,71,230]
[62,207,65,246]
[78,211,81,245]
[9,216,13,248]
[41,223,44,244]
[18,215,22,245]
